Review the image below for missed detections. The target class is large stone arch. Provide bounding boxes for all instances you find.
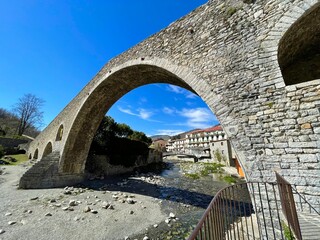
[20,1,320,203]
[59,59,239,175]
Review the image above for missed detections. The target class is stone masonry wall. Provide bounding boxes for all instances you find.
[24,0,320,208]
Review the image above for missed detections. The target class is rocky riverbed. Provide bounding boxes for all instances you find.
[0,165,166,240]
[0,161,234,240]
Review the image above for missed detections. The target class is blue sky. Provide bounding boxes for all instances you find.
[0,0,218,136]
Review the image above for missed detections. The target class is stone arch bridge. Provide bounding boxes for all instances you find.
[20,0,320,205]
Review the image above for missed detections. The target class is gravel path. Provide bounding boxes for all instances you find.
[0,165,166,240]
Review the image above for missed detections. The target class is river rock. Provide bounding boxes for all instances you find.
[5,212,12,216]
[0,229,5,234]
[126,198,136,204]
[101,201,110,209]
[45,213,52,216]
[8,221,16,225]
[69,200,77,206]
[21,219,27,225]
[83,206,91,213]
[169,212,176,218]
[143,236,149,240]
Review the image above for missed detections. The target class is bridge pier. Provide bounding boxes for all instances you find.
[19,152,85,189]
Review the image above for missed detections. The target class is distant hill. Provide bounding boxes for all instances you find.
[150,135,171,141]
[0,108,40,138]
[150,128,201,141]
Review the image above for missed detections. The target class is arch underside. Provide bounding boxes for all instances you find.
[278,3,320,85]
[61,64,201,174]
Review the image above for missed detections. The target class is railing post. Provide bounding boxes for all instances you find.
[275,172,302,240]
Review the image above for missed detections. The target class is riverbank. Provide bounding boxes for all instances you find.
[0,165,166,240]
[0,160,236,240]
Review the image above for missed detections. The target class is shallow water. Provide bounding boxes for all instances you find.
[132,160,230,239]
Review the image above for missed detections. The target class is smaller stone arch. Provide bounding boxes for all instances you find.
[278,3,320,85]
[55,124,64,141]
[43,142,53,157]
[28,153,32,159]
[34,149,39,159]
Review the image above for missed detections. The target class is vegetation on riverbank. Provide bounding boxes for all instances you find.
[0,154,28,165]
[180,161,239,184]
[222,175,237,184]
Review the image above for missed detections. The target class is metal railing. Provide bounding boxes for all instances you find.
[292,185,320,215]
[188,174,318,240]
[276,172,302,240]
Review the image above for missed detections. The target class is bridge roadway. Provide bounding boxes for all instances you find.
[163,152,210,159]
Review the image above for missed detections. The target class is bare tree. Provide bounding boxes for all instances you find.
[13,94,44,136]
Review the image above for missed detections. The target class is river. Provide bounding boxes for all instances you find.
[131,159,232,239]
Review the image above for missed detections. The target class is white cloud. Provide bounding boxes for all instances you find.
[185,92,197,99]
[118,107,136,116]
[166,84,199,100]
[155,129,184,136]
[118,106,161,122]
[162,107,175,115]
[138,108,152,120]
[167,85,184,94]
[178,107,217,129]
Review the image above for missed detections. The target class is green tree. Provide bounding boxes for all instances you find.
[116,123,133,138]
[129,131,152,144]
[13,94,44,136]
[92,116,117,148]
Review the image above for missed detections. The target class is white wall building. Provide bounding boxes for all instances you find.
[166,125,236,166]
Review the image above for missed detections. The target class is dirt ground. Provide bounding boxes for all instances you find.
[0,165,166,240]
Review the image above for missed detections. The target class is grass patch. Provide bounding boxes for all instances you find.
[183,162,225,179]
[185,173,200,179]
[282,221,295,240]
[222,175,237,184]
[0,154,28,165]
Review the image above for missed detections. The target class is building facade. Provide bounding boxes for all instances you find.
[166,125,236,166]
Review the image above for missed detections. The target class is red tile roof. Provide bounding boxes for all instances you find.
[188,125,222,134]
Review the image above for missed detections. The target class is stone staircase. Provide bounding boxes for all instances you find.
[19,151,84,188]
[299,212,320,240]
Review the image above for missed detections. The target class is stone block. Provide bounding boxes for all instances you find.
[289,141,317,148]
[298,154,318,163]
